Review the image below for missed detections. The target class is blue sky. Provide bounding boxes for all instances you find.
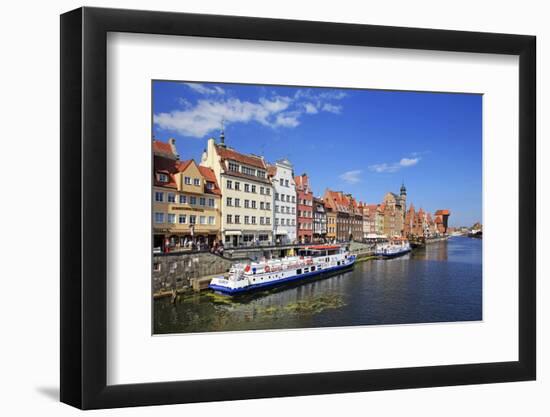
[153,81,482,227]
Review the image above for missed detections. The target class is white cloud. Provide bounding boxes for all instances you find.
[183,82,225,95]
[399,157,419,167]
[369,157,421,173]
[274,112,300,128]
[339,169,362,184]
[303,102,318,114]
[322,103,342,114]
[155,87,348,138]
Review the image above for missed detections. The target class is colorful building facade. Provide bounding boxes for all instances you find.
[153,140,221,252]
[295,173,313,243]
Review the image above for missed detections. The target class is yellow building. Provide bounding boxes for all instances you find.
[326,207,337,241]
[201,135,274,247]
[153,140,221,252]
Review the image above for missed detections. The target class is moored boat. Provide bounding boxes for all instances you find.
[209,245,356,295]
[375,237,411,258]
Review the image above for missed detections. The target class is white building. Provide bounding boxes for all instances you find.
[201,135,274,247]
[268,159,297,244]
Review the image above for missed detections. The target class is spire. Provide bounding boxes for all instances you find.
[219,118,226,147]
[400,181,407,195]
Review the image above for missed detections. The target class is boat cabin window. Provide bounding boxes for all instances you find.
[311,266,316,272]
[297,269,302,275]
[304,268,309,273]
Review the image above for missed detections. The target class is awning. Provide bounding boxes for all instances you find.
[224,231,242,236]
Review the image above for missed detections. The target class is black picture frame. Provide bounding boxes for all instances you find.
[60,6,536,410]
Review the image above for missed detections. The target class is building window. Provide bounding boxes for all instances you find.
[227,214,232,224]
[199,197,206,206]
[266,188,270,196]
[260,186,264,195]
[226,197,232,206]
[153,263,161,272]
[199,216,206,225]
[208,198,215,207]
[244,216,250,225]
[251,200,257,209]
[185,176,191,185]
[266,202,271,210]
[167,213,176,224]
[234,215,240,224]
[235,182,241,191]
[251,216,256,224]
[189,215,196,224]
[275,193,279,201]
[266,217,271,225]
[206,182,214,190]
[285,179,289,187]
[226,180,233,189]
[275,218,279,225]
[154,212,164,223]
[244,184,250,193]
[179,195,187,204]
[208,216,215,225]
[244,200,250,208]
[292,196,295,203]
[228,162,239,172]
[154,192,164,202]
[158,173,169,183]
[242,166,256,176]
[190,196,197,205]
[193,178,200,186]
[257,170,266,179]
[260,217,264,225]
[260,202,265,210]
[167,193,175,203]
[178,215,187,224]
[234,198,240,207]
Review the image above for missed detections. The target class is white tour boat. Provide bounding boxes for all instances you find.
[375,238,412,258]
[209,245,356,295]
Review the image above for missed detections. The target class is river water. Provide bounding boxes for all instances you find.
[154,236,482,334]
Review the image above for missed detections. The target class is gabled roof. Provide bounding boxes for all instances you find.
[215,144,266,170]
[153,155,178,188]
[153,140,177,159]
[198,166,222,195]
[267,164,277,178]
[435,209,451,216]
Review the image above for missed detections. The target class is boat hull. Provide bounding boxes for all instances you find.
[209,256,356,295]
[376,249,411,259]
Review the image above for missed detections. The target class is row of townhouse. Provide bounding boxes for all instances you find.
[152,135,450,251]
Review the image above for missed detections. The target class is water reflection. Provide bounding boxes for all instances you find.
[154,237,482,334]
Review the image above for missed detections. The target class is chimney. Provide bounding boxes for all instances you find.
[168,138,179,160]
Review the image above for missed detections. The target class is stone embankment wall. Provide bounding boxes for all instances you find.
[153,251,235,294]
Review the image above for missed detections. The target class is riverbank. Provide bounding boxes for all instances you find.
[154,236,481,334]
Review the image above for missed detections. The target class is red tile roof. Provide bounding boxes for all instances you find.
[435,209,450,216]
[153,155,178,188]
[198,166,222,195]
[215,145,266,169]
[267,164,277,178]
[153,140,177,158]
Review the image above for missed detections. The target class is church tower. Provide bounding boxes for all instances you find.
[400,182,407,212]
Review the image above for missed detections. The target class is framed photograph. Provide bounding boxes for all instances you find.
[60,7,536,409]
